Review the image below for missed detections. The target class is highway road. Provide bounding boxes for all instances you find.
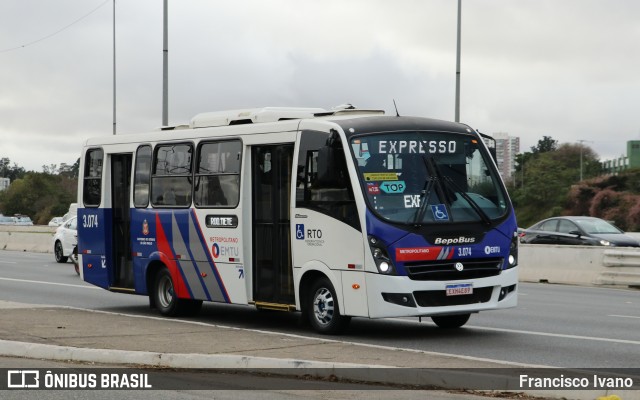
[1,250,639,369]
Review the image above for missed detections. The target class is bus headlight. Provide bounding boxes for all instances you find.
[368,236,396,275]
[379,261,391,273]
[505,232,518,269]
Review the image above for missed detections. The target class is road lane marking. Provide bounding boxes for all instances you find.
[609,314,640,320]
[0,261,18,264]
[0,277,100,290]
[465,325,640,345]
[386,317,640,345]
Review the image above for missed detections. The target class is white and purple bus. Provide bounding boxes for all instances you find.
[78,106,518,334]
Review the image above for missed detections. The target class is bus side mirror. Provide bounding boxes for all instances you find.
[479,132,497,164]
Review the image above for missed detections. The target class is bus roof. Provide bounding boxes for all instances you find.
[188,106,385,129]
[83,106,386,146]
[82,106,478,147]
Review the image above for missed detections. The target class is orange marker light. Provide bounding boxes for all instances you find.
[352,284,361,290]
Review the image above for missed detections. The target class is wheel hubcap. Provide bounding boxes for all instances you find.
[313,287,334,325]
[158,275,174,309]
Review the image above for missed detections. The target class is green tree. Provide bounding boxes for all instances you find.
[531,136,558,154]
[59,158,80,179]
[0,157,26,181]
[511,137,559,189]
[0,172,77,224]
[512,141,600,227]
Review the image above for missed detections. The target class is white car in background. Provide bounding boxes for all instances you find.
[0,215,15,225]
[48,217,64,227]
[13,215,33,225]
[53,216,77,263]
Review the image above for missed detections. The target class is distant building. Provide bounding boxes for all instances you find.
[0,177,9,191]
[601,140,640,174]
[493,132,520,180]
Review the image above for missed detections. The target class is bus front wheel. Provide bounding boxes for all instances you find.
[431,314,470,329]
[306,277,350,335]
[153,268,202,317]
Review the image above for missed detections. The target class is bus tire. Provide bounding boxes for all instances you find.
[54,241,68,263]
[307,277,350,335]
[431,313,470,329]
[153,268,202,317]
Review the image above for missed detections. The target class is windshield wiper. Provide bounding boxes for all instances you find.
[439,172,492,226]
[411,156,447,226]
[425,156,491,226]
[411,175,435,226]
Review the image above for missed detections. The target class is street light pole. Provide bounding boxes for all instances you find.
[580,144,583,181]
[162,0,168,127]
[112,0,116,135]
[454,0,461,122]
[578,140,592,181]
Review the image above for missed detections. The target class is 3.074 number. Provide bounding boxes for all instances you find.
[83,214,99,228]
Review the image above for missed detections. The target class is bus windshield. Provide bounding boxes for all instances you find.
[350,132,508,225]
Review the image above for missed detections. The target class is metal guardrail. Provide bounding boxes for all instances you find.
[599,249,640,286]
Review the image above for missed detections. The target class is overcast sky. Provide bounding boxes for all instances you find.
[1,0,639,172]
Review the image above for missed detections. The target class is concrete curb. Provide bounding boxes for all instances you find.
[0,339,535,394]
[0,339,375,370]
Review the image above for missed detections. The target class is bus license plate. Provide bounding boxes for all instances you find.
[445,283,473,296]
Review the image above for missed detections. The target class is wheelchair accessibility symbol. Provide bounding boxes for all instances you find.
[430,204,449,221]
[296,224,305,240]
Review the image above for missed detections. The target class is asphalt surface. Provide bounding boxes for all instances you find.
[0,300,512,369]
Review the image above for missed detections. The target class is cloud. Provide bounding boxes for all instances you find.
[1,0,639,170]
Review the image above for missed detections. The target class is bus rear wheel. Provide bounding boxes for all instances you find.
[306,277,350,335]
[153,268,202,317]
[431,313,470,329]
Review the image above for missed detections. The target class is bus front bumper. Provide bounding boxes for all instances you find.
[364,267,518,319]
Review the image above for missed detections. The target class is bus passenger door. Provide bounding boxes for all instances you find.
[251,145,295,306]
[111,153,134,289]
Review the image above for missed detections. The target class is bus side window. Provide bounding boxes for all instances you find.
[151,143,193,207]
[194,140,242,208]
[296,130,360,231]
[133,145,152,208]
[83,148,103,207]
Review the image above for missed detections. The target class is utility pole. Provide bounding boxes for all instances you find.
[162,0,168,127]
[578,140,593,181]
[454,0,461,122]
[112,0,116,135]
